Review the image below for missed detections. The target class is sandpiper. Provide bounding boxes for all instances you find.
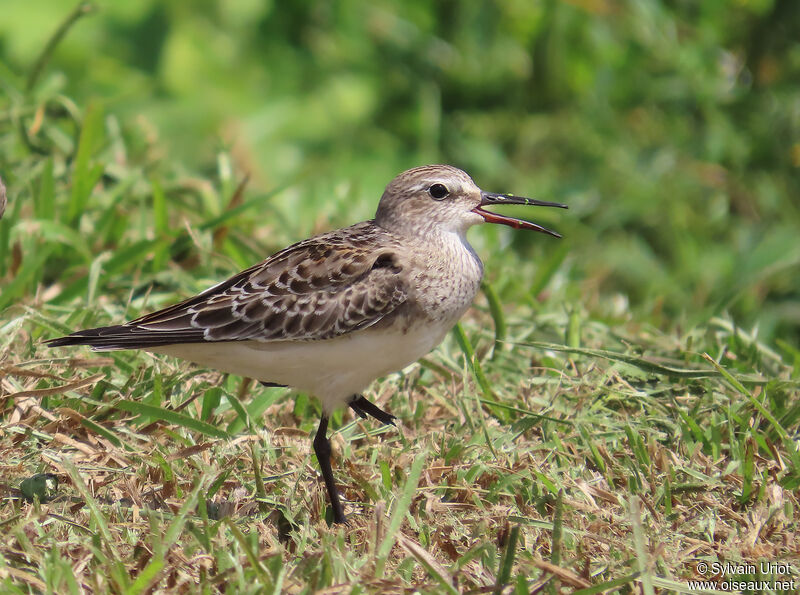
[48,165,566,524]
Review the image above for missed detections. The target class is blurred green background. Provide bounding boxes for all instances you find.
[1,0,799,344]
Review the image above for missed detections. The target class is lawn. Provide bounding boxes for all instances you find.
[1,2,799,593]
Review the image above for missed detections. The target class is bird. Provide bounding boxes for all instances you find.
[47,164,567,524]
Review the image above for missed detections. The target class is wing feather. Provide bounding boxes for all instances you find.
[48,222,408,349]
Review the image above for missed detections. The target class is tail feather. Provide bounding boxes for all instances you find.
[46,324,205,351]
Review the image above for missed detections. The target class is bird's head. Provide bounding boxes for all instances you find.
[375,164,566,238]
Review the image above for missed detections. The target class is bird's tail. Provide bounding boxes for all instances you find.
[46,324,203,351]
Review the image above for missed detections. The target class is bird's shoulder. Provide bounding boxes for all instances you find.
[251,220,403,285]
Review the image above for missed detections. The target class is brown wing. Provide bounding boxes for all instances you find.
[48,222,408,350]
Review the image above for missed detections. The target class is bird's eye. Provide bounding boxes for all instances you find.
[429,183,449,199]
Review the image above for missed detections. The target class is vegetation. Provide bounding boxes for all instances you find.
[1,1,798,592]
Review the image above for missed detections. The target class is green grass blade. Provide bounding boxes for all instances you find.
[150,178,169,271]
[496,523,520,592]
[35,157,55,219]
[522,341,766,381]
[481,281,507,359]
[453,322,495,399]
[375,450,427,577]
[115,399,231,439]
[630,496,654,595]
[61,458,127,589]
[25,2,96,92]
[0,246,53,310]
[529,240,569,298]
[80,417,123,448]
[68,102,105,224]
[124,559,165,595]
[703,353,789,441]
[550,490,563,567]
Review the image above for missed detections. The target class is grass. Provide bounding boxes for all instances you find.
[2,2,800,593]
[6,296,800,592]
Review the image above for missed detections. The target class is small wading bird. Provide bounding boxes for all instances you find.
[48,165,566,524]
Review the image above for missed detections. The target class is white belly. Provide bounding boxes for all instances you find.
[150,321,451,413]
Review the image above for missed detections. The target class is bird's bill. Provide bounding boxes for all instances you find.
[473,192,567,238]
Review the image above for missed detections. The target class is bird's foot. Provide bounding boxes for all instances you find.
[348,394,396,426]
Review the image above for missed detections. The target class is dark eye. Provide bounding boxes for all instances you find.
[429,183,449,199]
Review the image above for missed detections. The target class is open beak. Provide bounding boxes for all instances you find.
[473,192,568,238]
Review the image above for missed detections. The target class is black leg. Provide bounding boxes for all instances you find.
[313,415,347,524]
[348,395,396,426]
[350,402,368,419]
